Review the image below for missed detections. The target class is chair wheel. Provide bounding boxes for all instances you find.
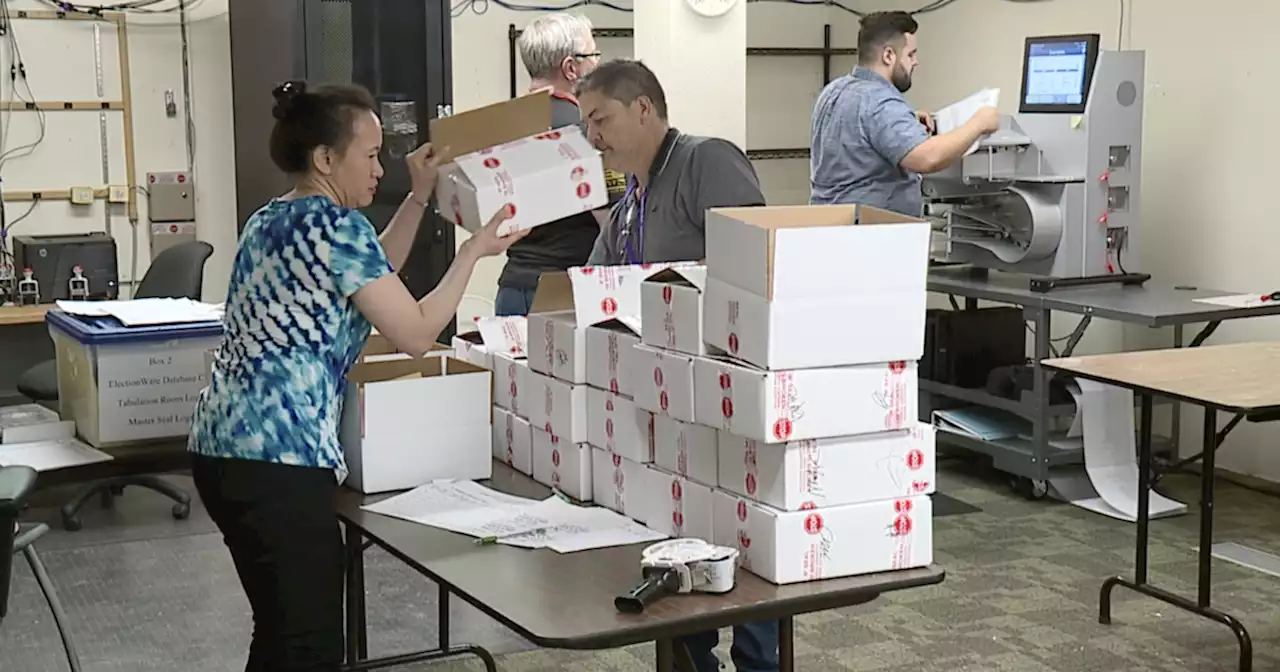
[172,502,191,520]
[63,515,83,532]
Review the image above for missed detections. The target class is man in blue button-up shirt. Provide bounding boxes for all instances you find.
[809,11,1000,216]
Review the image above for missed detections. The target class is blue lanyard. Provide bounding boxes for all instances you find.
[617,177,646,265]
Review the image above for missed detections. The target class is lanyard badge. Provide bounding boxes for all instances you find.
[617,179,646,265]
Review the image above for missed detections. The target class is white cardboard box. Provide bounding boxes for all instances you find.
[692,356,918,443]
[525,371,588,444]
[702,205,930,370]
[585,387,654,464]
[718,424,936,511]
[629,343,697,424]
[712,489,933,585]
[492,351,530,416]
[451,332,492,370]
[476,316,528,359]
[528,262,701,330]
[492,405,533,475]
[527,310,586,384]
[532,426,593,501]
[652,415,718,487]
[341,357,492,493]
[640,266,708,356]
[645,466,715,542]
[591,447,650,521]
[435,97,607,236]
[585,322,641,397]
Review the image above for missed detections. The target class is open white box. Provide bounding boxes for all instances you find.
[341,356,492,493]
[703,204,931,370]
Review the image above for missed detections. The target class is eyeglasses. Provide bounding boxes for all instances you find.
[574,52,602,60]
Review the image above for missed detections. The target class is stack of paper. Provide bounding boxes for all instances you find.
[56,297,223,326]
[361,480,666,553]
[934,87,1001,156]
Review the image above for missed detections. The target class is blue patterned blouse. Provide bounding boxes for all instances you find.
[188,195,393,480]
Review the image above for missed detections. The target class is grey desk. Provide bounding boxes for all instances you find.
[338,462,946,672]
[1043,343,1280,672]
[925,266,1280,497]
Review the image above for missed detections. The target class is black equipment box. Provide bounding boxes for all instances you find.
[12,232,120,304]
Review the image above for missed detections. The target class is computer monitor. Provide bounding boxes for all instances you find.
[1018,34,1101,114]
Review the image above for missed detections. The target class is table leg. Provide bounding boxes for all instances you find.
[655,639,674,671]
[778,616,795,672]
[1097,403,1253,672]
[344,523,368,665]
[439,589,451,650]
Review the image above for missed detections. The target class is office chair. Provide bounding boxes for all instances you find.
[15,241,215,531]
[0,465,83,671]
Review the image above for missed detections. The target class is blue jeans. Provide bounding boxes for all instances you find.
[494,285,537,317]
[677,621,779,672]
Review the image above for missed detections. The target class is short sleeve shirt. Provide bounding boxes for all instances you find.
[588,131,766,265]
[188,195,393,480]
[809,67,930,216]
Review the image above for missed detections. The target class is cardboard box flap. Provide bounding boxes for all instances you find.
[530,271,575,314]
[643,265,708,292]
[707,204,925,230]
[348,356,485,384]
[475,316,528,357]
[454,331,484,346]
[428,90,553,163]
[531,262,702,327]
[589,318,641,338]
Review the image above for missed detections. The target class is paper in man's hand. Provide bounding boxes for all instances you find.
[934,88,1001,156]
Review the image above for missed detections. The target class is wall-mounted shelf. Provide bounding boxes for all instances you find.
[505,23,850,162]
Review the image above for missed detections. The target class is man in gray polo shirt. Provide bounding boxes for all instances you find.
[810,11,1000,216]
[580,59,765,265]
[577,59,777,672]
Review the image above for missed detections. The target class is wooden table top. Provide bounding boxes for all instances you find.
[337,464,945,650]
[0,303,51,326]
[1043,341,1280,413]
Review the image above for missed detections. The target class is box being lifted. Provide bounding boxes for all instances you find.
[433,90,608,236]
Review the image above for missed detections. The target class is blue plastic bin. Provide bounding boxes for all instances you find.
[46,310,223,448]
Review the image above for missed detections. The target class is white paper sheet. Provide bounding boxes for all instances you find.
[0,439,113,472]
[500,508,666,553]
[1192,294,1273,309]
[1048,380,1186,522]
[360,480,667,552]
[934,88,1000,156]
[56,297,223,326]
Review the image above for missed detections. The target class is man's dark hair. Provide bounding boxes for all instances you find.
[574,59,669,121]
[856,11,918,65]
[268,80,378,174]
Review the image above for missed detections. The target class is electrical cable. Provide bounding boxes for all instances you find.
[452,0,1053,18]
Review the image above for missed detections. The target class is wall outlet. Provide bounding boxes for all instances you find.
[108,185,129,203]
[69,186,95,205]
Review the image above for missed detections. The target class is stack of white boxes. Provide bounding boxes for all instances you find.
[464,317,537,479]
[523,265,682,507]
[636,204,938,585]
[633,267,720,542]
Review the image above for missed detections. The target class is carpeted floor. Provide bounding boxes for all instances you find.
[3,457,1279,672]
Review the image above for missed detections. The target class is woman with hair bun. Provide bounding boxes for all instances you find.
[187,80,525,671]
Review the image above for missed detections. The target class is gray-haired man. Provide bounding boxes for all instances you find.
[495,13,626,316]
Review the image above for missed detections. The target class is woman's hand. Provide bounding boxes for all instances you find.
[463,206,530,258]
[406,143,449,199]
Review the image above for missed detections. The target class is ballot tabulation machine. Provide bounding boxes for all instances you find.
[924,34,1145,283]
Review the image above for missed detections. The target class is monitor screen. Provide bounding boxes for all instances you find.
[1019,34,1101,114]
